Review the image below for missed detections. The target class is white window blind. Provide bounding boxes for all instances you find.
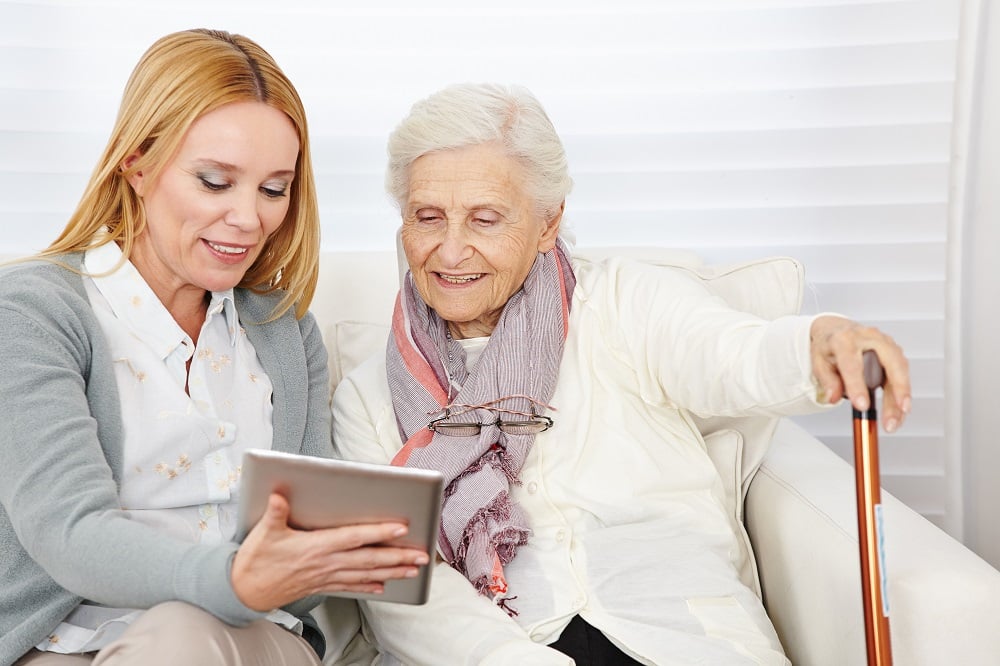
[0,0,962,533]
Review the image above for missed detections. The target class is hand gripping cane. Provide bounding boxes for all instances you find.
[854,350,892,665]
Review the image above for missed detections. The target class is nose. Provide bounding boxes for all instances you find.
[223,190,261,232]
[435,220,474,267]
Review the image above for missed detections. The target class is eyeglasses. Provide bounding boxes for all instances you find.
[426,412,554,437]
[425,395,556,437]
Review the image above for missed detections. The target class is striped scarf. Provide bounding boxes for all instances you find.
[386,239,575,611]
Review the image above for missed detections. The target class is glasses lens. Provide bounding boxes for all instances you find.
[498,417,553,435]
[429,422,482,437]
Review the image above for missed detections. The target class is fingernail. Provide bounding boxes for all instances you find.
[885,418,898,433]
[902,396,912,414]
[854,395,870,411]
[405,568,419,578]
[415,554,429,565]
[393,526,408,537]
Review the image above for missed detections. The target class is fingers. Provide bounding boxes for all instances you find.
[810,316,866,408]
[809,315,912,432]
[319,544,430,570]
[317,563,425,594]
[313,563,425,597]
[299,524,429,583]
[296,543,429,598]
[879,353,911,433]
[312,521,413,552]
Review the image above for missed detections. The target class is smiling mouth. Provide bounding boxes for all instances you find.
[206,241,250,256]
[437,273,483,284]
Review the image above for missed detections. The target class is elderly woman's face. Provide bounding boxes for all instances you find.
[401,142,561,339]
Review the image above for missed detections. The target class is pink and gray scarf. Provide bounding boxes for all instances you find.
[387,239,575,611]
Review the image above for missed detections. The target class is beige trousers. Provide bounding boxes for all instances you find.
[15,602,321,666]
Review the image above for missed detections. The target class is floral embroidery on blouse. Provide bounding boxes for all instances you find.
[153,454,192,480]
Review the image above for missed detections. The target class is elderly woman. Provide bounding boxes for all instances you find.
[332,83,910,665]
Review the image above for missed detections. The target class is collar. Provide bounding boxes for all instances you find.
[83,242,239,360]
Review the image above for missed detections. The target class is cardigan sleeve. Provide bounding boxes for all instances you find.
[591,258,825,418]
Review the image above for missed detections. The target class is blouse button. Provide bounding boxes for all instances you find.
[555,529,566,543]
[526,481,538,494]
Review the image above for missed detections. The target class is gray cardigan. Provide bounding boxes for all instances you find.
[0,254,333,665]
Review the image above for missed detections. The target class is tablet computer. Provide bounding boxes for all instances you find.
[236,449,445,605]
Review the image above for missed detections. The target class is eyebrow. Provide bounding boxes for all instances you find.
[192,159,295,179]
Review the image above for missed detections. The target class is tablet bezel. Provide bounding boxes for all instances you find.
[236,449,444,605]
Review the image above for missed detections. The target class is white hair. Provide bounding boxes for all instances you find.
[386,83,573,221]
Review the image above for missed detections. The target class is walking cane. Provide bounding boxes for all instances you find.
[854,350,892,665]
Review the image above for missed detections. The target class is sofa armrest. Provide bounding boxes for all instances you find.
[745,420,1000,666]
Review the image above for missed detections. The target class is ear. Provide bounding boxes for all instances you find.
[121,152,145,196]
[537,201,564,253]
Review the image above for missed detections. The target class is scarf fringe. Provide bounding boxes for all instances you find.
[453,491,530,570]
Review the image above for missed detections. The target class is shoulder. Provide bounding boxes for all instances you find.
[0,254,86,297]
[0,254,95,330]
[0,254,101,373]
[334,352,390,409]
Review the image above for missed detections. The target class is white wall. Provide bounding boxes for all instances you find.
[2,0,991,557]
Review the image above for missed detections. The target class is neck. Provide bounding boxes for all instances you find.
[448,318,496,340]
[165,289,210,344]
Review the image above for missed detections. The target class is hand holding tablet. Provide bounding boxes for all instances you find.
[232,449,445,608]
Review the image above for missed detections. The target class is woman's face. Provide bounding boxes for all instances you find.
[126,101,299,310]
[401,142,562,339]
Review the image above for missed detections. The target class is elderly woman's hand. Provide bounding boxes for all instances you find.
[809,315,912,433]
[230,493,430,611]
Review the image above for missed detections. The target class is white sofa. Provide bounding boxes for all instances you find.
[311,246,1000,666]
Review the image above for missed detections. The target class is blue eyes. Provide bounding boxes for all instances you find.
[197,175,288,199]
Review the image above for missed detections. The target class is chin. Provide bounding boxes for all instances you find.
[196,273,245,294]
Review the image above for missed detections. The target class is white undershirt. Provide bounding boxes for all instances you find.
[37,242,296,654]
[457,336,488,373]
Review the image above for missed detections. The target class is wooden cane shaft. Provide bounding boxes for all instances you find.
[854,409,893,666]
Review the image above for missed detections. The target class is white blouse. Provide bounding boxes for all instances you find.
[37,242,290,654]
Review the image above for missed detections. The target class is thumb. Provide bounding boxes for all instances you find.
[261,492,291,529]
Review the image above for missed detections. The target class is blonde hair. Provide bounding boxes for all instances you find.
[42,28,319,319]
[386,83,572,221]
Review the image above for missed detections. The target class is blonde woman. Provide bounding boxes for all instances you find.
[0,29,426,666]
